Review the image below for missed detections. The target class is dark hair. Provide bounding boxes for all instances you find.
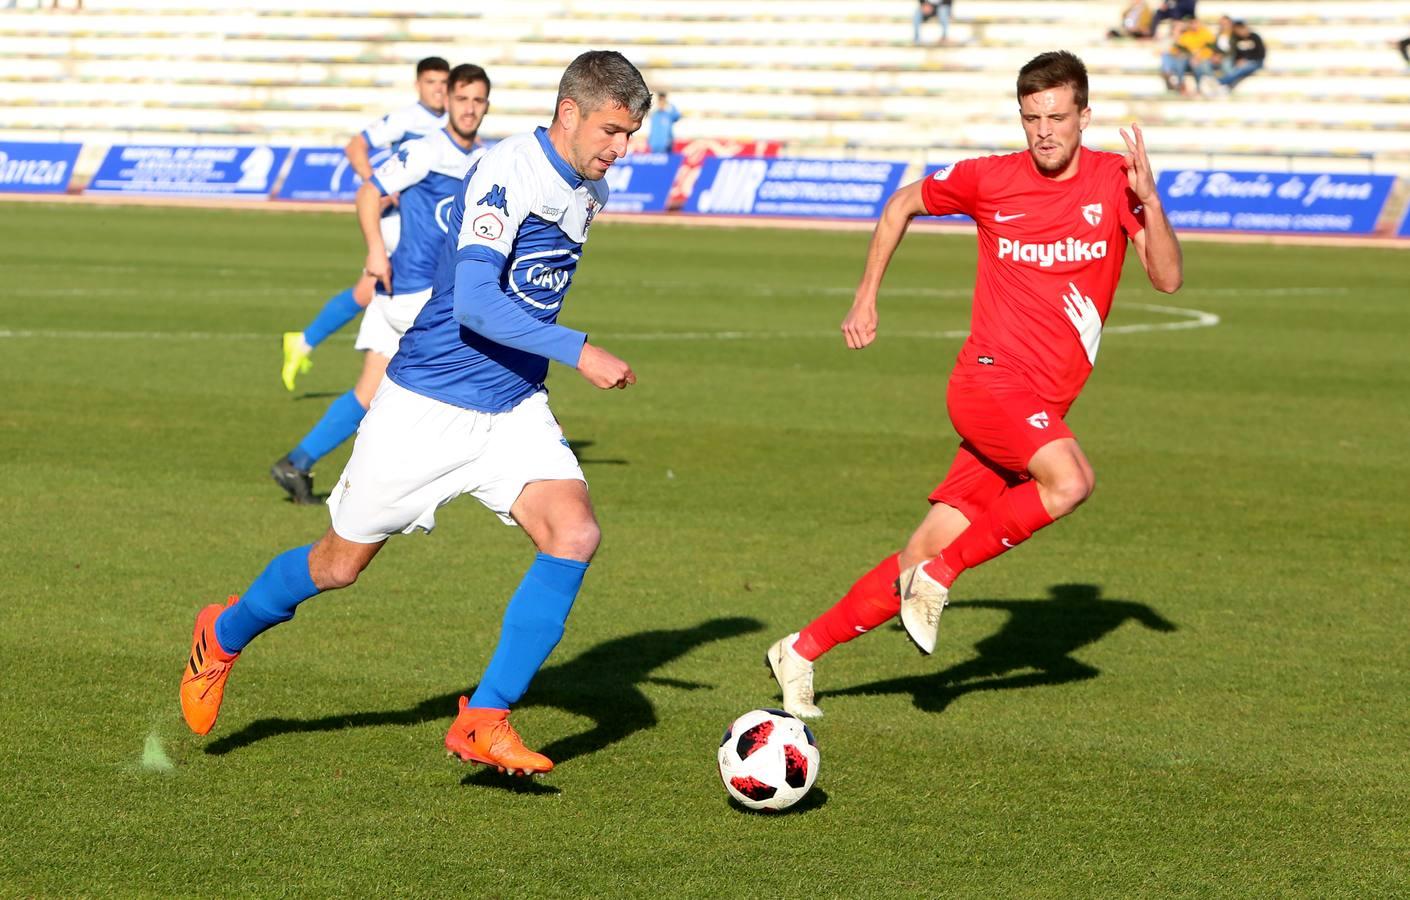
[448,63,491,93]
[416,56,450,76]
[554,50,652,120]
[1016,51,1089,110]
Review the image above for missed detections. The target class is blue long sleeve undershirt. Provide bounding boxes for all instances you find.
[452,256,586,367]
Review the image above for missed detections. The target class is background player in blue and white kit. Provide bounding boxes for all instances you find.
[279,56,451,392]
[271,64,491,504]
[182,51,651,777]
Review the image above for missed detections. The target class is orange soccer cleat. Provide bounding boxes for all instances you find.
[444,697,554,776]
[180,597,240,735]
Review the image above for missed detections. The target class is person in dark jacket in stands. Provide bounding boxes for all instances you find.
[1217,20,1267,92]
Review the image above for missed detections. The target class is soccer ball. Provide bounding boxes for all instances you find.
[717,708,820,812]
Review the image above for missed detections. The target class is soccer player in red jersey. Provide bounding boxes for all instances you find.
[766,51,1183,718]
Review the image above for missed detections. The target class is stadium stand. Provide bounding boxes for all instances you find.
[0,0,1406,180]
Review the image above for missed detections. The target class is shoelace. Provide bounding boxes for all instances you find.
[187,658,235,699]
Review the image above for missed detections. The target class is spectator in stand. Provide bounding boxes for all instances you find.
[1149,0,1197,36]
[1217,20,1267,92]
[1396,35,1409,64]
[914,0,954,45]
[1192,14,1235,93]
[1161,17,1215,95]
[1108,0,1154,39]
[648,91,680,154]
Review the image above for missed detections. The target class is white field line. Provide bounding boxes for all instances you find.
[0,301,1222,343]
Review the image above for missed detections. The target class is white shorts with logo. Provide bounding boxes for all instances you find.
[327,379,585,542]
[354,287,432,358]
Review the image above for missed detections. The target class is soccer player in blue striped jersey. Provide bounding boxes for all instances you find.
[271,64,491,504]
[280,56,451,392]
[183,51,649,777]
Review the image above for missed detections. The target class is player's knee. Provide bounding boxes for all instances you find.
[1046,470,1095,517]
[309,548,369,590]
[543,518,601,562]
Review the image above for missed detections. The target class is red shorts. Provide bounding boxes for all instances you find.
[928,364,1074,521]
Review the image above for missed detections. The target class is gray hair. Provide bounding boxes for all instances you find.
[554,50,652,120]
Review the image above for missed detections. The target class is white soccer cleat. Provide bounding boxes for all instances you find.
[897,562,949,655]
[765,633,823,719]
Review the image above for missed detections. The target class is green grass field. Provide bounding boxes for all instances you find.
[1,200,1407,897]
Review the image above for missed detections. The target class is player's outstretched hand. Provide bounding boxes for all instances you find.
[841,299,878,349]
[1120,123,1157,204]
[577,342,636,390]
[364,251,392,296]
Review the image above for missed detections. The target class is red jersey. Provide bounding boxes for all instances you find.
[921,148,1146,404]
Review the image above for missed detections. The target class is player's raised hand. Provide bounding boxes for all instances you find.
[841,297,879,349]
[576,342,636,390]
[364,250,392,295]
[1120,123,1157,204]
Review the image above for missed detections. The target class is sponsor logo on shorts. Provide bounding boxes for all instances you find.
[997,237,1108,268]
[1026,411,1050,429]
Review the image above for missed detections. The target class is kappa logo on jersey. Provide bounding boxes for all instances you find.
[395,147,410,165]
[997,237,1108,268]
[472,212,504,241]
[509,248,581,310]
[477,184,508,213]
[1026,411,1050,429]
[1082,203,1103,226]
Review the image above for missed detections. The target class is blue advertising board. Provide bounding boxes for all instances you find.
[1157,169,1394,235]
[0,140,80,194]
[602,152,682,213]
[1399,203,1410,239]
[86,144,290,198]
[683,157,906,219]
[276,145,392,202]
[920,163,973,223]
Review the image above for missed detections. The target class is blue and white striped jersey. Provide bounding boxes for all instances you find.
[387,127,610,413]
[369,128,485,295]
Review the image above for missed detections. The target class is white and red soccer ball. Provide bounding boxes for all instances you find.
[717,708,820,811]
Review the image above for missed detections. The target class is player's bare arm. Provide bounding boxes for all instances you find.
[843,179,930,349]
[1121,124,1183,293]
[354,179,392,294]
[576,342,636,390]
[344,132,375,181]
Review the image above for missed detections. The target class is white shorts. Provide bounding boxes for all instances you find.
[379,210,401,255]
[354,287,432,358]
[327,379,585,542]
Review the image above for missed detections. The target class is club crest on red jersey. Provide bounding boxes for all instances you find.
[1082,203,1103,226]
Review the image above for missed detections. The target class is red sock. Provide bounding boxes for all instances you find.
[793,554,901,661]
[924,480,1053,587]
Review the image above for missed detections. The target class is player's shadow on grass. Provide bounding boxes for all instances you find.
[829,584,1175,714]
[567,439,628,466]
[205,616,763,785]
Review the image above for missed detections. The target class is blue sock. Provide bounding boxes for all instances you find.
[288,390,366,472]
[214,545,319,652]
[303,288,361,348]
[469,553,589,710]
